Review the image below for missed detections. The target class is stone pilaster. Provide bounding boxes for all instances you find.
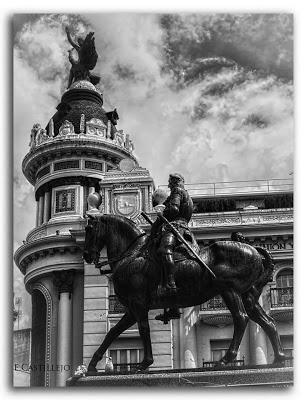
[43,191,51,223]
[53,270,75,387]
[38,195,44,226]
[35,199,39,227]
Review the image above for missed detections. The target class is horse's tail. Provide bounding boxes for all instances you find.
[254,246,274,289]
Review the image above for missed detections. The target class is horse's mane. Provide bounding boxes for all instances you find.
[100,214,143,237]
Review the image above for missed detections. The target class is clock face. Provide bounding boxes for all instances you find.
[119,158,135,172]
[114,194,139,217]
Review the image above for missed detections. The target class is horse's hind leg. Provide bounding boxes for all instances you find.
[218,289,249,365]
[88,311,136,372]
[243,298,286,365]
[129,301,153,371]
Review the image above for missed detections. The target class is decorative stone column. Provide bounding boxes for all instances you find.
[38,195,44,226]
[35,199,39,227]
[43,191,51,223]
[249,297,268,364]
[53,270,75,387]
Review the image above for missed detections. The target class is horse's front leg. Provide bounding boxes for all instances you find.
[88,311,136,372]
[217,289,249,366]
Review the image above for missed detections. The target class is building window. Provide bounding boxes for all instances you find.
[109,338,144,372]
[85,160,103,171]
[55,189,76,213]
[276,269,293,288]
[54,160,80,171]
[206,339,244,367]
[108,280,125,314]
[210,339,231,362]
[270,268,294,308]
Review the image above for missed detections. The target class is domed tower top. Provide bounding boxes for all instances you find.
[44,28,120,138]
[23,28,137,189]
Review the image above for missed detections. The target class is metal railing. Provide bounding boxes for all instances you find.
[203,357,245,368]
[108,295,126,314]
[159,178,293,198]
[270,287,293,308]
[285,357,294,367]
[113,363,140,372]
[200,296,228,311]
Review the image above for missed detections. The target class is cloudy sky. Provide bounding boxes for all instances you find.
[13,13,293,328]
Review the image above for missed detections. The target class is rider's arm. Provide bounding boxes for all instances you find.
[163,188,182,220]
[66,27,79,50]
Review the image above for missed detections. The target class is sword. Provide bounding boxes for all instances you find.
[141,211,217,279]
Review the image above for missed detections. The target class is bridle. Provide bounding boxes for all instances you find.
[87,217,146,268]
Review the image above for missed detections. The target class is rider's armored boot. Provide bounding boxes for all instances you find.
[163,253,177,294]
[155,307,181,323]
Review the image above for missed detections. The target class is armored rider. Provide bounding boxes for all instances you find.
[151,173,194,321]
[152,172,192,280]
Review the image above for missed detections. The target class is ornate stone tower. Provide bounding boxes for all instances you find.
[14,29,155,387]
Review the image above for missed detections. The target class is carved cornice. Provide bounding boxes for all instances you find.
[100,169,153,184]
[22,136,138,186]
[190,209,293,229]
[14,236,82,275]
[26,218,86,243]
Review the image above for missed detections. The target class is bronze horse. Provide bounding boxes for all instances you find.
[83,214,286,372]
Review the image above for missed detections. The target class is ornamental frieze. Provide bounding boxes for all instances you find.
[191,210,293,228]
[191,216,241,227]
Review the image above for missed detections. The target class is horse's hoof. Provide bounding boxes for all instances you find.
[214,359,227,367]
[273,354,287,366]
[87,364,97,373]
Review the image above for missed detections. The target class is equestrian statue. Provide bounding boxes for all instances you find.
[83,173,286,373]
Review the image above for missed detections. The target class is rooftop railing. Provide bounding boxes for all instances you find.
[159,178,293,198]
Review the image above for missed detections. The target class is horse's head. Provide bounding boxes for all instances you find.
[83,214,106,264]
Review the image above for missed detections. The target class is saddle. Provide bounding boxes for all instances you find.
[142,227,200,263]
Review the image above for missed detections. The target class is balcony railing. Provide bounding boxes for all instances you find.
[113,363,140,372]
[159,178,293,198]
[203,358,245,368]
[200,296,227,311]
[109,295,126,314]
[285,357,294,367]
[270,287,293,308]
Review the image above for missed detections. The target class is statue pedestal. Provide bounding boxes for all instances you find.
[67,366,293,388]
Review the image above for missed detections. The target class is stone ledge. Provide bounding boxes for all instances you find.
[67,366,293,387]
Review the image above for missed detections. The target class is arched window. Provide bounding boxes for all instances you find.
[276,268,293,288]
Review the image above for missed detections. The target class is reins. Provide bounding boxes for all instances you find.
[94,221,146,271]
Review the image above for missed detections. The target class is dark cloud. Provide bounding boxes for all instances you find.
[160,14,293,83]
